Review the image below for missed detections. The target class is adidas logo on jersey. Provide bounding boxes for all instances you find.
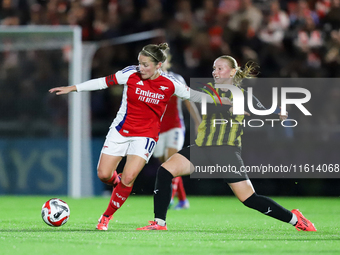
[137,80,144,85]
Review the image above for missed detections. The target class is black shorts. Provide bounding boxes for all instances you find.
[178,144,249,183]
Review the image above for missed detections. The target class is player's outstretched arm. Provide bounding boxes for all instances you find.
[49,85,77,95]
[49,77,109,95]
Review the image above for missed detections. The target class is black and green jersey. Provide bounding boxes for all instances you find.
[195,83,267,147]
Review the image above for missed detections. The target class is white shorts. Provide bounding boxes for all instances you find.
[101,128,156,163]
[153,127,185,158]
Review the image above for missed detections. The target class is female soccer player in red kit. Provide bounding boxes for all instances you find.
[49,43,226,231]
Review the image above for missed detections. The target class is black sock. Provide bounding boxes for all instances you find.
[243,193,293,223]
[154,166,174,221]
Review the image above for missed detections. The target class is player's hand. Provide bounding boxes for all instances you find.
[278,107,288,121]
[49,86,76,95]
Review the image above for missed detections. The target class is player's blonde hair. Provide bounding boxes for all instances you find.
[140,43,169,64]
[218,56,259,86]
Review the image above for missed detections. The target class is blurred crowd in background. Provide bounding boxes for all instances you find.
[1,0,340,196]
[1,0,340,139]
[1,0,340,76]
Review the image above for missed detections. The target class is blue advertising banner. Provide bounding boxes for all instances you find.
[0,138,107,196]
[0,139,68,195]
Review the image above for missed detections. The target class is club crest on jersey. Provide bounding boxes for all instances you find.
[137,80,144,85]
[159,86,169,91]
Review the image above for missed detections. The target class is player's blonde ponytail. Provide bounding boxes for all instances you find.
[218,56,259,86]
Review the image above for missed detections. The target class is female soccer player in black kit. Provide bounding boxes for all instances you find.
[137,55,317,231]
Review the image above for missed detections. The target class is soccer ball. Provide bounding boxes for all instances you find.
[41,198,70,227]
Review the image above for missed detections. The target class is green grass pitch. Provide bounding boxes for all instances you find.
[0,196,339,255]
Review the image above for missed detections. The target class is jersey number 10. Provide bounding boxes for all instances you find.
[145,138,156,153]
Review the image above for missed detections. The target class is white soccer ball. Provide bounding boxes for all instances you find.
[41,198,70,227]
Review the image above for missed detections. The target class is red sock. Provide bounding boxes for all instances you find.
[177,177,187,201]
[101,171,118,186]
[103,182,132,216]
[171,177,180,200]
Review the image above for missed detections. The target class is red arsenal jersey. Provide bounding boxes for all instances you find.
[105,66,190,141]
